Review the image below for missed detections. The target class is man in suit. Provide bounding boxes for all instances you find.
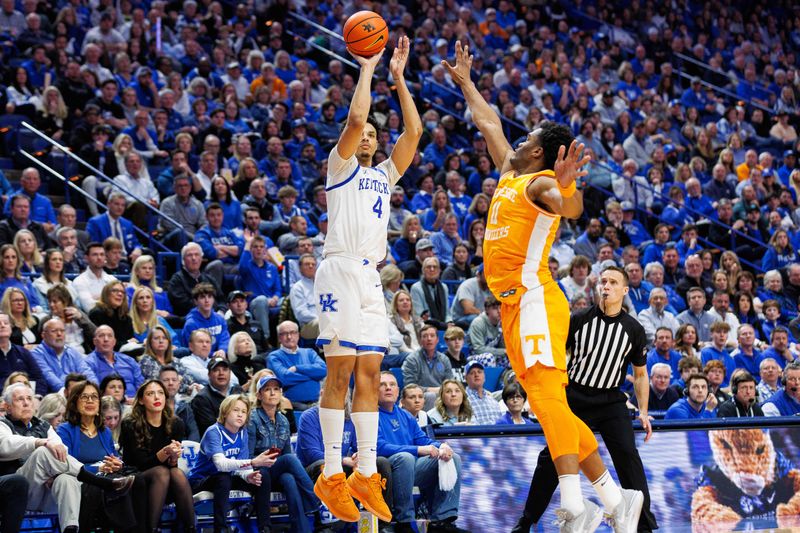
[85,192,143,264]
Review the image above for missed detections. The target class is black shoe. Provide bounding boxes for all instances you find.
[510,514,535,533]
[111,474,136,494]
[428,519,470,533]
[63,527,78,533]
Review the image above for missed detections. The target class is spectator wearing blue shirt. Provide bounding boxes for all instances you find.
[684,179,716,220]
[646,327,683,382]
[664,374,717,419]
[31,317,98,393]
[267,321,327,411]
[777,151,796,186]
[3,168,56,230]
[181,283,230,354]
[675,225,703,265]
[422,128,455,171]
[377,371,465,532]
[762,229,799,272]
[679,77,716,116]
[21,46,54,88]
[662,187,695,241]
[444,172,472,222]
[204,176,243,233]
[239,234,281,335]
[759,326,798,370]
[189,394,273,533]
[130,67,160,108]
[700,322,736,387]
[196,203,244,283]
[730,323,767,374]
[624,262,652,314]
[430,214,462,268]
[85,325,144,399]
[618,203,648,247]
[121,109,164,155]
[285,119,322,161]
[641,224,671,267]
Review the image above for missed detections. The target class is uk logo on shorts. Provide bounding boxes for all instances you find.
[319,293,339,312]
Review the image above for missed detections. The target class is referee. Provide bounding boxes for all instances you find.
[512,266,658,532]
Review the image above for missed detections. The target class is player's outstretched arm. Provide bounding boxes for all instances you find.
[336,49,385,160]
[389,36,423,179]
[442,40,513,174]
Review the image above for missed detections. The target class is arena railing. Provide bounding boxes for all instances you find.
[583,158,769,274]
[18,121,182,279]
[671,52,774,114]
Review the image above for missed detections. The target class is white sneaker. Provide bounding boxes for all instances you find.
[605,489,644,533]
[554,498,603,533]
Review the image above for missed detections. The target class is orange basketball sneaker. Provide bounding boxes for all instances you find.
[347,470,392,523]
[314,472,360,522]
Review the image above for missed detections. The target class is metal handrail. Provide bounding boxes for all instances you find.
[19,121,186,234]
[18,148,172,254]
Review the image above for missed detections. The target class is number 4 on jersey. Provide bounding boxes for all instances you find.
[372,196,383,218]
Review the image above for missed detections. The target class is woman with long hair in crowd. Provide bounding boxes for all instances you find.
[127,255,173,317]
[101,395,124,444]
[461,193,490,238]
[34,86,70,140]
[119,380,196,532]
[735,271,763,314]
[422,190,454,232]
[1,287,41,349]
[719,250,741,295]
[675,324,700,359]
[33,248,79,306]
[733,291,766,340]
[10,230,43,274]
[388,289,424,357]
[466,218,485,265]
[427,379,474,426]
[205,176,243,232]
[138,325,196,393]
[762,229,800,271]
[248,374,318,532]
[88,281,135,351]
[0,244,43,312]
[391,215,425,264]
[130,286,179,346]
[442,243,473,283]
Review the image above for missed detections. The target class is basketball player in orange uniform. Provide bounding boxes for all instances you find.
[444,42,644,532]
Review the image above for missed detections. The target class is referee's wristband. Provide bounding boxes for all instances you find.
[558,181,577,198]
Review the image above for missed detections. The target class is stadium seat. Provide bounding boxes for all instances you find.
[483,367,504,392]
[390,367,404,390]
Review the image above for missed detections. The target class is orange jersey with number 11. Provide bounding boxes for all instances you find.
[483,169,560,305]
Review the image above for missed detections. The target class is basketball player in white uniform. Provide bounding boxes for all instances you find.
[313,36,422,523]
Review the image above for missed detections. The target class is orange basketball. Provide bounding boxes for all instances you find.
[343,10,389,57]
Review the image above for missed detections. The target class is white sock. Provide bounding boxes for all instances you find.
[592,470,622,511]
[350,411,378,476]
[558,474,585,517]
[319,407,345,478]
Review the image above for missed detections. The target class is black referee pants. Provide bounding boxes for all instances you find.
[519,385,658,532]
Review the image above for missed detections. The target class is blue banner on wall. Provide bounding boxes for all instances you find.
[447,426,800,532]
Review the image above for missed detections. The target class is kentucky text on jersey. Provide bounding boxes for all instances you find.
[358,176,390,194]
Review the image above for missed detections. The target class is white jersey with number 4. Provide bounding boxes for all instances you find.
[323,147,401,263]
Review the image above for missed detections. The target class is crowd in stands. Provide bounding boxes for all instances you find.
[0,0,799,531]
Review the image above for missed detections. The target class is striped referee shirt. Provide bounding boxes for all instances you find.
[567,305,647,390]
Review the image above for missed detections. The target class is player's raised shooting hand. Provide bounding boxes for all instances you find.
[441,40,473,87]
[390,35,410,80]
[553,140,591,190]
[350,48,385,70]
